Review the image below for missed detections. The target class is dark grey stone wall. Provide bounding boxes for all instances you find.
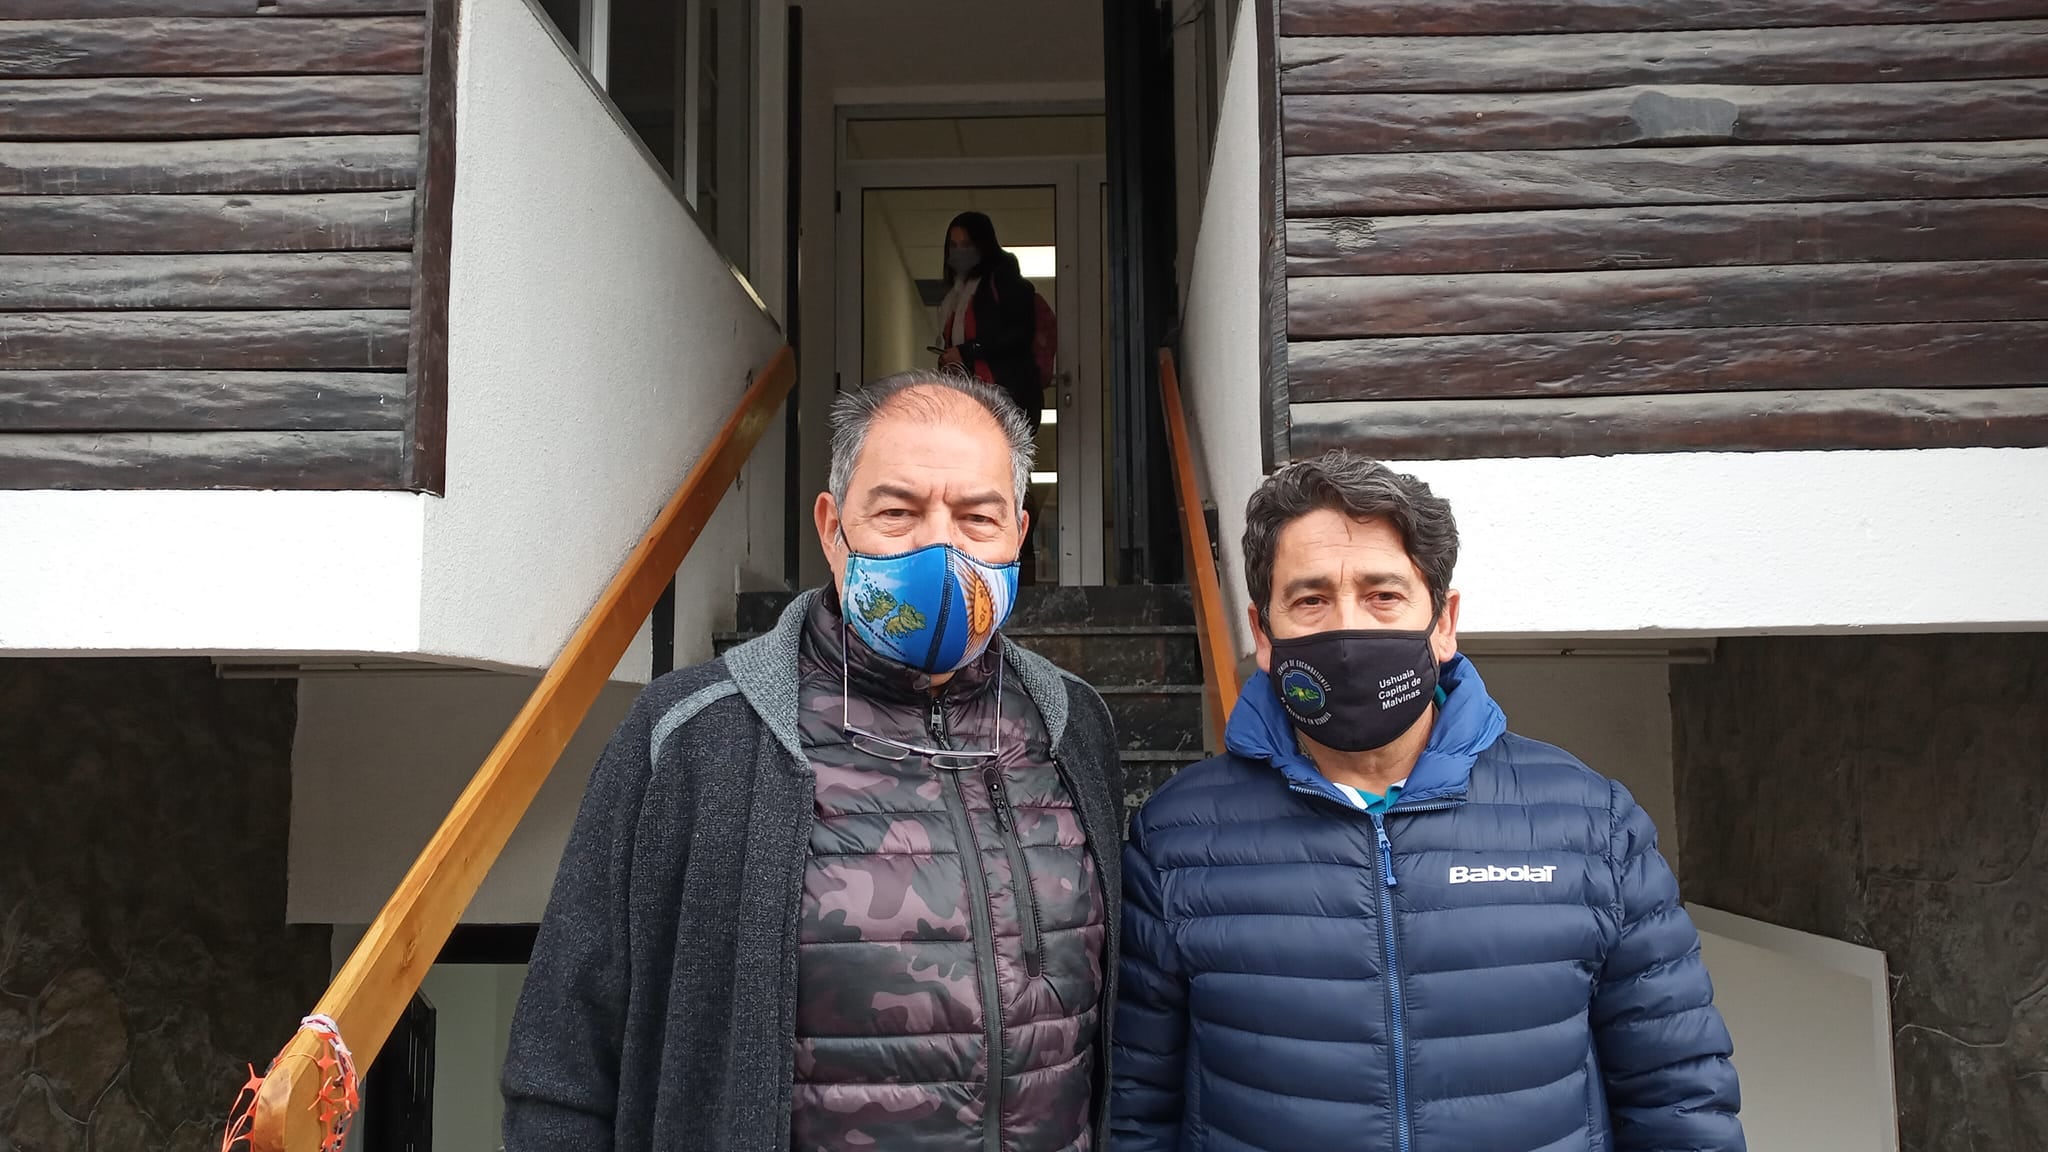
[1673,633,2048,1152]
[1,660,331,1152]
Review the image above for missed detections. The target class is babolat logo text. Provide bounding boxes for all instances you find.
[1448,864,1558,885]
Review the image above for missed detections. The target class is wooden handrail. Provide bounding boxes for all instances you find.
[1158,348,1242,751]
[244,346,798,1152]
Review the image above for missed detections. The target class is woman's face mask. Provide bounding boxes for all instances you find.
[946,245,981,277]
[841,538,1019,673]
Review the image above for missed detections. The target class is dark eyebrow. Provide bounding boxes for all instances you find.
[862,483,926,506]
[952,489,1009,510]
[1356,571,1415,590]
[1279,575,1336,601]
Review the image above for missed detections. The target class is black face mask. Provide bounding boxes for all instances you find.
[1267,624,1440,752]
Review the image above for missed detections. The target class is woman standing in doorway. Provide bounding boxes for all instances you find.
[936,211,1042,426]
[937,210,1045,581]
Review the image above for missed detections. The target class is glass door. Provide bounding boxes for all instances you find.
[838,137,1108,585]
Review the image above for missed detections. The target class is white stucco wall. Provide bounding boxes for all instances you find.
[1179,0,1265,658]
[420,0,785,672]
[1478,657,1680,874]
[0,491,423,655]
[1395,448,2048,637]
[288,670,635,924]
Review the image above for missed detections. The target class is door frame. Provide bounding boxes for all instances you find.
[836,149,1109,586]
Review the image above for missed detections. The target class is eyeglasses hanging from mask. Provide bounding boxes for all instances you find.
[835,536,1021,768]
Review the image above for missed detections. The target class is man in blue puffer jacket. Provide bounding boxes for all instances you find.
[1112,451,1743,1152]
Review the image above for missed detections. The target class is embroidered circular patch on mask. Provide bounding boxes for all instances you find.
[1278,665,1328,716]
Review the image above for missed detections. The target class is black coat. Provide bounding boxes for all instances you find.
[956,254,1042,419]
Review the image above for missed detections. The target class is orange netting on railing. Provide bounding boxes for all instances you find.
[220,1016,360,1152]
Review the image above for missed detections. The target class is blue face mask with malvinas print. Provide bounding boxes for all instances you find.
[841,541,1020,674]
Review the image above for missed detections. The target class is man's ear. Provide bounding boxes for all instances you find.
[1431,588,1461,665]
[814,491,839,554]
[1250,603,1273,674]
[815,492,847,586]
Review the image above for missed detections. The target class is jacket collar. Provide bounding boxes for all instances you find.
[1224,651,1507,811]
[802,585,1000,706]
[724,588,1075,768]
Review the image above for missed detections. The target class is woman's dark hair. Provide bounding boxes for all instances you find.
[941,211,1006,285]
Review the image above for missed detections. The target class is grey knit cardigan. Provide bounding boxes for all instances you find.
[501,590,1127,1151]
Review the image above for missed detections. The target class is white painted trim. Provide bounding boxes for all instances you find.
[1075,156,1108,585]
[1051,165,1084,583]
[581,0,610,85]
[1689,903,1901,1152]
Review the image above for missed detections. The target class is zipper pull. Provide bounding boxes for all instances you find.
[985,766,1012,831]
[927,696,949,747]
[1374,818,1398,888]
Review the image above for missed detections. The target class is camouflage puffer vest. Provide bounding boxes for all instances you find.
[792,593,1106,1152]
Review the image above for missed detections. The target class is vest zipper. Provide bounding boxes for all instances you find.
[985,765,1047,978]
[929,696,1005,1152]
[1371,813,1411,1152]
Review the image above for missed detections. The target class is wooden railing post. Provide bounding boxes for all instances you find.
[239,347,796,1151]
[1158,348,1243,751]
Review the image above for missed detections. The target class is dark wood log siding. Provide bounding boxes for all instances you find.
[0,3,439,490]
[1280,0,2048,35]
[0,370,408,430]
[0,17,428,76]
[1272,2,2048,459]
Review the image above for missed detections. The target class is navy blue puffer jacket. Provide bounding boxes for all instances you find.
[1112,655,1743,1152]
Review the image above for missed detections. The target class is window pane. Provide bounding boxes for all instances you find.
[538,0,580,52]
[609,0,682,177]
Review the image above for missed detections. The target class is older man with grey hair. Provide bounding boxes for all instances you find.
[503,371,1126,1152]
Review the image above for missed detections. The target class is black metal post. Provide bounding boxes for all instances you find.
[782,6,804,589]
[652,576,677,677]
[1104,0,1181,584]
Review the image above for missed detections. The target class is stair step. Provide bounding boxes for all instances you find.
[1098,687,1205,753]
[1004,627,1200,687]
[1007,585,1195,628]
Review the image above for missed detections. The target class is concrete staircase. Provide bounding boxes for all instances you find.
[720,586,1210,823]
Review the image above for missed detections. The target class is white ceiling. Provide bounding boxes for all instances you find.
[846,115,1106,161]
